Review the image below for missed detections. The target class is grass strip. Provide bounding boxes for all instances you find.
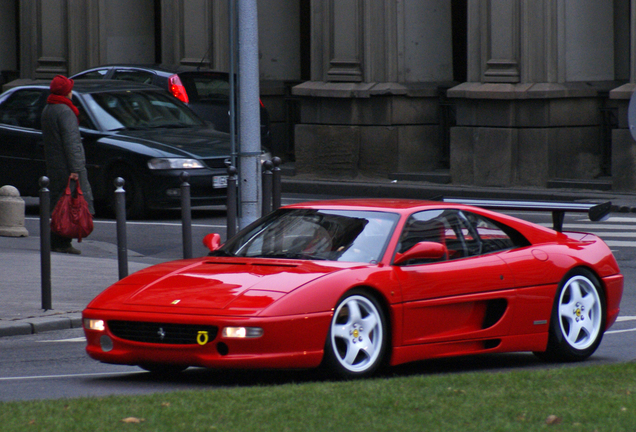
[1,362,635,432]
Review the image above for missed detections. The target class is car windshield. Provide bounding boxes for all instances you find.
[216,209,400,263]
[83,90,205,131]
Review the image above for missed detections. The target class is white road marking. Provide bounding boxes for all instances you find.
[604,240,636,247]
[538,223,636,230]
[606,328,636,335]
[616,316,636,322]
[37,337,86,343]
[0,371,142,381]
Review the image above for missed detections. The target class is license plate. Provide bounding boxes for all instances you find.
[213,175,228,189]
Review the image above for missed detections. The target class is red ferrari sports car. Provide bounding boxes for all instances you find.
[83,199,623,378]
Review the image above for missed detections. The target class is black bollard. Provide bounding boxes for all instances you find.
[272,156,282,210]
[262,159,273,216]
[180,172,192,259]
[114,177,128,280]
[39,177,52,310]
[226,165,238,239]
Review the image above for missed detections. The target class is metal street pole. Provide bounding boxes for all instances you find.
[237,0,262,229]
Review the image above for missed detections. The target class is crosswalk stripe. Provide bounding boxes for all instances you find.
[578,232,636,237]
[539,223,636,230]
[603,240,636,247]
[531,218,636,249]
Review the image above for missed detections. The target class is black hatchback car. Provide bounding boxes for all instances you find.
[70,65,272,150]
[0,80,246,218]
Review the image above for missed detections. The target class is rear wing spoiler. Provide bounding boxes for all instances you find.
[442,198,612,232]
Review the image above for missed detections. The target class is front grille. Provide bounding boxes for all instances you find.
[108,320,218,345]
[201,157,229,169]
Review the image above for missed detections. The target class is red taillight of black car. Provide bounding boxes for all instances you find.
[168,74,189,104]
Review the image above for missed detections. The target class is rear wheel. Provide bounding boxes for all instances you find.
[536,268,605,362]
[322,291,388,379]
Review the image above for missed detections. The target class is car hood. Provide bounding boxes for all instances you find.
[88,257,352,315]
[112,126,231,158]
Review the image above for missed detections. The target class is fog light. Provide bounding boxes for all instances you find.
[84,319,105,331]
[222,327,263,338]
[100,335,113,352]
[166,188,181,197]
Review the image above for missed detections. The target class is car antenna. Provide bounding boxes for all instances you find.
[197,44,212,71]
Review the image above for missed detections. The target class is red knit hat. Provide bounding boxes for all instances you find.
[50,75,74,96]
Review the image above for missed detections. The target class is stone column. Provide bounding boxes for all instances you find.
[609,0,636,192]
[449,0,616,188]
[293,0,454,178]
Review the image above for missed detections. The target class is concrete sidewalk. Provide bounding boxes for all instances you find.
[0,234,157,337]
[1,174,635,338]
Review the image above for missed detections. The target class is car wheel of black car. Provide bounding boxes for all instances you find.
[535,268,606,362]
[106,164,146,219]
[322,290,389,379]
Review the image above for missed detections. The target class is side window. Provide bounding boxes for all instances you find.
[398,209,453,264]
[397,209,528,265]
[112,70,155,85]
[73,69,109,80]
[458,211,526,255]
[0,89,46,129]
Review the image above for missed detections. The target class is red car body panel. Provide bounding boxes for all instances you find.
[83,199,623,371]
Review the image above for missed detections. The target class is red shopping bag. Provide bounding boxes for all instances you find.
[50,178,94,242]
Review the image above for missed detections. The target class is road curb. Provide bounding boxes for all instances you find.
[0,313,83,338]
[281,178,636,213]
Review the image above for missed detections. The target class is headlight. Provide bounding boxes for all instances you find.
[83,319,105,331]
[147,158,205,170]
[222,327,263,338]
[260,151,272,164]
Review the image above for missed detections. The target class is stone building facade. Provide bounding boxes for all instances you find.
[2,0,636,191]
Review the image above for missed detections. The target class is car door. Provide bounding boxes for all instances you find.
[393,209,518,346]
[0,88,48,196]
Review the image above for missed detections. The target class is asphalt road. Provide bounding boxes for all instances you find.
[0,194,634,401]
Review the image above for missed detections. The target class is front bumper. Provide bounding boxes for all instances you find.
[82,309,331,370]
[144,168,229,209]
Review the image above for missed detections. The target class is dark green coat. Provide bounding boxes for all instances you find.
[41,103,94,214]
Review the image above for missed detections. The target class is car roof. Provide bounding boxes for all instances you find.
[283,198,448,213]
[9,79,166,93]
[73,64,228,77]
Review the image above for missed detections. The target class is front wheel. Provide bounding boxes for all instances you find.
[536,268,605,362]
[322,291,388,379]
[105,164,146,219]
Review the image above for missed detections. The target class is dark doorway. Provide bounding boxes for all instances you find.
[451,0,467,82]
[300,0,311,80]
[154,0,162,64]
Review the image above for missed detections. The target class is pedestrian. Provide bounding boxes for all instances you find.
[41,74,95,254]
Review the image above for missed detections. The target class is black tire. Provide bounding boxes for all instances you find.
[106,164,146,219]
[322,290,389,379]
[535,268,606,362]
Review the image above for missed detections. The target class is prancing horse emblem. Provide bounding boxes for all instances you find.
[157,327,166,340]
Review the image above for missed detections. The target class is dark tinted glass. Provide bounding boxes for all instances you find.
[0,89,46,129]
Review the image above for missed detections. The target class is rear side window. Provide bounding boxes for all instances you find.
[73,69,109,79]
[112,69,155,85]
[0,89,46,129]
[179,73,230,102]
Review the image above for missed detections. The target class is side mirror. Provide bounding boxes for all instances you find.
[393,241,447,265]
[203,233,222,252]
